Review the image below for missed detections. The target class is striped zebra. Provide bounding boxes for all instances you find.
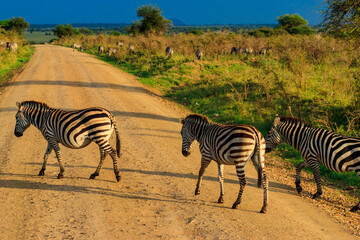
[195,49,203,60]
[14,101,121,182]
[265,115,360,212]
[71,43,82,51]
[165,47,174,58]
[180,114,268,213]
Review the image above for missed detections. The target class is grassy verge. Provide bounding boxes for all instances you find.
[0,46,35,85]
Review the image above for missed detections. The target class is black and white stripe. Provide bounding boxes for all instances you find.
[180,114,268,213]
[265,115,360,212]
[14,101,121,182]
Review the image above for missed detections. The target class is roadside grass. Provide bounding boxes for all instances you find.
[0,32,35,85]
[66,33,359,199]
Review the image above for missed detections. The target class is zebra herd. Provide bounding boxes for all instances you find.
[14,101,359,213]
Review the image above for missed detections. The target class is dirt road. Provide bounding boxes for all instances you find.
[0,45,357,239]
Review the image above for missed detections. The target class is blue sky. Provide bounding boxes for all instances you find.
[0,0,324,25]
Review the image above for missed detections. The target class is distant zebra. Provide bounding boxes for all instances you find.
[259,48,267,55]
[72,43,82,51]
[180,114,268,213]
[116,41,124,47]
[6,42,17,52]
[98,45,105,54]
[108,47,117,57]
[14,101,121,182]
[196,49,203,60]
[244,47,253,55]
[230,47,238,55]
[265,115,360,212]
[165,47,174,57]
[128,43,135,53]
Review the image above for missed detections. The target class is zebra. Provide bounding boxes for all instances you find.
[230,47,238,55]
[165,47,174,58]
[98,45,105,54]
[180,114,268,213]
[128,43,135,53]
[14,101,121,182]
[116,41,124,47]
[244,47,253,55]
[259,48,267,55]
[108,47,117,57]
[195,49,203,60]
[265,115,360,212]
[72,43,82,51]
[6,42,17,52]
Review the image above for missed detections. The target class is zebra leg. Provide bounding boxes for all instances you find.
[232,162,247,209]
[217,163,225,203]
[52,143,65,179]
[90,148,106,179]
[308,160,323,199]
[106,146,121,182]
[260,170,269,213]
[295,161,309,194]
[39,144,52,176]
[195,158,211,195]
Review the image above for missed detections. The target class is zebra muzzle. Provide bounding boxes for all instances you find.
[14,131,23,137]
[182,149,190,157]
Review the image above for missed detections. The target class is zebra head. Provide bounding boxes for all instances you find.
[265,115,282,153]
[180,117,196,157]
[14,102,30,137]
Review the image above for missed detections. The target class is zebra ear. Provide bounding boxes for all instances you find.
[273,114,280,127]
[16,102,21,109]
[180,118,185,124]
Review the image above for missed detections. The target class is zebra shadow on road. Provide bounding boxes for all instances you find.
[21,162,302,197]
[0,172,246,211]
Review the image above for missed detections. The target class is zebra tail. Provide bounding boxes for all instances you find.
[110,115,121,158]
[254,134,263,188]
[115,127,121,158]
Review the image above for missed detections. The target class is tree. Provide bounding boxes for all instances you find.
[0,17,29,35]
[276,14,314,34]
[322,0,360,38]
[127,5,172,35]
[53,24,79,38]
[79,27,94,36]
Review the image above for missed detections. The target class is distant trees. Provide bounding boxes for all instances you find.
[276,14,314,35]
[79,27,94,36]
[322,0,360,38]
[53,24,79,38]
[0,17,29,35]
[126,4,172,35]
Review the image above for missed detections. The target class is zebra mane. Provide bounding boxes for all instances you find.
[185,114,210,124]
[280,116,309,127]
[20,101,51,110]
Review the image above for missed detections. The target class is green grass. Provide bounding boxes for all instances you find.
[23,31,55,44]
[0,46,35,84]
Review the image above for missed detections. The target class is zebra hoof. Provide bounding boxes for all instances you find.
[57,173,64,179]
[312,192,321,199]
[38,170,45,176]
[350,205,359,212]
[89,173,98,179]
[218,196,224,203]
[116,175,121,182]
[260,206,267,213]
[195,188,200,195]
[232,203,239,209]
